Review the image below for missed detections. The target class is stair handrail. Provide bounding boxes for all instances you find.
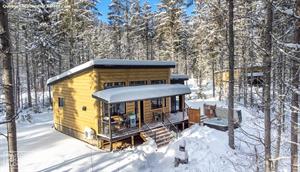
[162,113,179,138]
[144,122,156,142]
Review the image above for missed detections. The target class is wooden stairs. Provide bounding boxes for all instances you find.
[140,126,175,147]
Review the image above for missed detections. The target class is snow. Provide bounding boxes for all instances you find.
[0,108,237,172]
[0,77,294,171]
[92,84,191,103]
[46,59,176,85]
[170,74,189,80]
[246,72,264,77]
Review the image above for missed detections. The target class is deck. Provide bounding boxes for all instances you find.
[97,111,187,142]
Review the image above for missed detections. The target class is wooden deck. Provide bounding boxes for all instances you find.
[97,111,187,142]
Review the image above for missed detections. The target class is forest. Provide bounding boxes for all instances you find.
[0,0,299,172]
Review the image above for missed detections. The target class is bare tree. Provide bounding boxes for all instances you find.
[0,1,19,171]
[291,1,299,171]
[262,0,273,171]
[228,0,235,149]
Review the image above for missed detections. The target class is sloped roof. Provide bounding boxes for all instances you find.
[170,74,189,80]
[92,84,191,103]
[47,59,176,85]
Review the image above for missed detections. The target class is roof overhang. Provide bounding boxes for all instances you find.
[47,59,176,85]
[92,84,191,104]
[170,74,189,81]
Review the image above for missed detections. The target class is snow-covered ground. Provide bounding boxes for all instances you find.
[0,107,239,172]
[0,78,294,172]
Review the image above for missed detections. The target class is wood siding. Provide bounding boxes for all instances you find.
[51,67,175,143]
[96,68,171,124]
[52,69,100,135]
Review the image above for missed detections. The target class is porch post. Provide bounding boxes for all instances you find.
[108,103,112,151]
[138,101,142,129]
[182,95,185,130]
[182,106,185,130]
[162,97,165,122]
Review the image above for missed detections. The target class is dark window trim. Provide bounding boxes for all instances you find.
[58,97,64,108]
[129,80,147,86]
[103,81,126,89]
[151,98,163,109]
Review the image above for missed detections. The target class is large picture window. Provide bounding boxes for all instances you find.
[171,95,182,112]
[151,98,163,109]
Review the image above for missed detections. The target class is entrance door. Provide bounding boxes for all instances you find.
[140,101,144,124]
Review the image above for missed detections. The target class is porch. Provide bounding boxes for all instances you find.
[97,110,188,142]
[92,84,191,150]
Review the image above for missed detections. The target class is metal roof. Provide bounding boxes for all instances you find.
[92,84,191,103]
[170,74,189,80]
[47,59,176,85]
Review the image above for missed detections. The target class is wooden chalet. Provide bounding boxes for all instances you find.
[47,59,191,150]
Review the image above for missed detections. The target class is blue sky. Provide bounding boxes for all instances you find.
[96,0,194,22]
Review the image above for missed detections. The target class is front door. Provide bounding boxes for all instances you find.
[140,101,144,124]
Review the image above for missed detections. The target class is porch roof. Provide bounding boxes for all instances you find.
[92,84,191,104]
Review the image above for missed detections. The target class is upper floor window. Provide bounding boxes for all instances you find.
[129,80,147,86]
[58,97,64,107]
[104,82,125,89]
[150,80,166,85]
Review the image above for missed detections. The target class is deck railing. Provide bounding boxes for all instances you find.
[162,114,179,138]
[144,122,157,142]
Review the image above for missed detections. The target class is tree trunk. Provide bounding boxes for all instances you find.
[291,1,300,171]
[228,0,235,149]
[32,58,38,107]
[274,53,283,172]
[263,0,273,171]
[25,27,32,108]
[212,60,216,97]
[0,2,19,171]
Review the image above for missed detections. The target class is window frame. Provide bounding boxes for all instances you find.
[103,81,126,89]
[58,97,64,108]
[129,80,147,86]
[151,98,163,109]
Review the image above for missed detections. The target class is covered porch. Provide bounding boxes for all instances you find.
[92,84,191,149]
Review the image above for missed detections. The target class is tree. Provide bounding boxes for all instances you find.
[228,0,235,149]
[291,1,299,171]
[263,0,273,171]
[0,1,19,171]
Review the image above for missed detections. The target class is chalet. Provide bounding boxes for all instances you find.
[215,66,264,91]
[47,59,191,150]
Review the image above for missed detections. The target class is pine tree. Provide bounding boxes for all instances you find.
[0,1,19,171]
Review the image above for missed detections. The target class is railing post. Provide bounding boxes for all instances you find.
[108,103,112,151]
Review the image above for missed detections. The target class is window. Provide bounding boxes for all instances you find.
[151,98,163,109]
[103,102,126,116]
[58,97,64,107]
[164,98,167,107]
[129,81,147,86]
[104,82,113,89]
[104,82,125,89]
[150,80,166,85]
[171,95,182,112]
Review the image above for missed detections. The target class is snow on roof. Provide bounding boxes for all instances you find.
[246,72,264,77]
[47,59,176,85]
[170,74,189,80]
[92,84,191,103]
